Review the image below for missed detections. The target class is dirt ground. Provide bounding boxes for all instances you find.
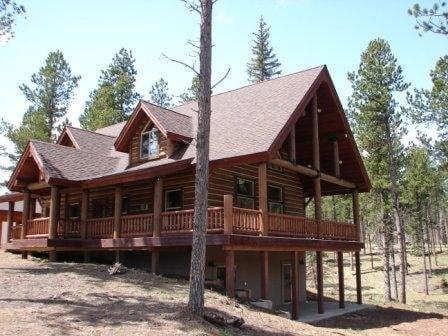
[0,251,447,336]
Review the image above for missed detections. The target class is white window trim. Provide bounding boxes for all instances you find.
[236,177,254,197]
[164,189,182,211]
[140,123,159,160]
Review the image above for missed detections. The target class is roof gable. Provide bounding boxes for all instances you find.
[115,100,193,152]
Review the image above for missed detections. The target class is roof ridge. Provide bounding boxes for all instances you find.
[173,64,326,108]
[66,125,116,138]
[141,99,192,118]
[95,120,127,132]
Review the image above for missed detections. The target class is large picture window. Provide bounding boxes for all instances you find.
[235,177,255,209]
[164,189,182,211]
[268,185,283,214]
[140,127,159,159]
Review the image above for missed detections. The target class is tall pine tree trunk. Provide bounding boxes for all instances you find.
[368,231,374,270]
[419,204,429,295]
[390,234,398,300]
[382,230,392,301]
[424,210,433,276]
[188,0,213,317]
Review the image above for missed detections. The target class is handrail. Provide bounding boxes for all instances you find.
[121,213,153,237]
[26,217,49,238]
[87,217,114,238]
[232,207,261,235]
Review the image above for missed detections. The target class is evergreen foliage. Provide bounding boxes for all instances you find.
[79,48,141,130]
[179,75,200,103]
[0,0,25,40]
[149,78,172,108]
[247,16,281,83]
[408,2,448,36]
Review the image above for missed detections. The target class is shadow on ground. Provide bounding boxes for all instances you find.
[311,306,446,330]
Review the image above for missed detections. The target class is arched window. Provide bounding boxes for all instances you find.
[140,127,159,159]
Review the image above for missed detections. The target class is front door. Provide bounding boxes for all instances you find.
[281,263,292,304]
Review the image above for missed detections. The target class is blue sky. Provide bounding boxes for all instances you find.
[0,0,445,186]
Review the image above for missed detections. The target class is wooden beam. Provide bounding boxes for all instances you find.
[151,250,159,274]
[6,201,14,243]
[316,251,324,314]
[331,137,341,178]
[260,251,269,300]
[291,251,300,320]
[63,193,69,238]
[48,186,60,239]
[312,94,322,238]
[153,178,163,237]
[27,181,50,191]
[29,198,36,220]
[223,194,233,235]
[352,189,361,241]
[337,251,345,309]
[269,159,356,190]
[258,163,268,236]
[20,190,30,240]
[289,127,296,163]
[355,251,362,304]
[113,186,122,239]
[80,189,89,239]
[225,250,235,298]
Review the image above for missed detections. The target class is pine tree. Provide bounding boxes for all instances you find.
[348,38,410,303]
[0,0,25,40]
[247,16,281,83]
[408,2,448,36]
[1,50,79,164]
[149,78,172,108]
[179,75,200,103]
[79,48,141,130]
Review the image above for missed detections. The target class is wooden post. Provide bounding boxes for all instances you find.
[153,178,163,237]
[20,189,30,240]
[6,201,14,243]
[291,251,300,320]
[29,198,36,220]
[331,137,340,178]
[223,194,233,234]
[355,251,362,304]
[312,94,322,238]
[316,251,324,314]
[226,250,235,298]
[80,189,89,239]
[151,250,159,274]
[63,193,69,238]
[258,163,268,236]
[260,251,269,300]
[352,189,361,241]
[289,126,296,163]
[48,186,60,239]
[113,186,122,239]
[337,251,345,308]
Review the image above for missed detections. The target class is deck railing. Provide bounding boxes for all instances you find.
[10,225,22,240]
[162,207,225,233]
[26,217,49,238]
[232,207,262,235]
[321,219,358,240]
[87,217,114,238]
[121,213,153,237]
[268,213,316,238]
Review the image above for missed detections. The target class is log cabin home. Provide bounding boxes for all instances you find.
[0,65,370,319]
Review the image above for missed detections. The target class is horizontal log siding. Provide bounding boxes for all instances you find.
[163,170,196,210]
[130,117,168,167]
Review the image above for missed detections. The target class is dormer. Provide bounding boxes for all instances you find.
[114,100,193,167]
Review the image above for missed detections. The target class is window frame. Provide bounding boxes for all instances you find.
[164,188,183,211]
[121,196,130,215]
[140,124,160,160]
[235,177,255,209]
[268,184,284,214]
[68,202,80,220]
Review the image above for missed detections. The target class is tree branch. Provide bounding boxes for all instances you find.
[211,67,231,90]
[181,0,201,14]
[161,53,199,76]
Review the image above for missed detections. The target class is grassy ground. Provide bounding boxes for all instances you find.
[0,249,447,335]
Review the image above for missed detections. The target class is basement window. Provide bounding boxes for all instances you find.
[235,177,255,209]
[268,185,283,214]
[165,189,182,211]
[140,127,159,159]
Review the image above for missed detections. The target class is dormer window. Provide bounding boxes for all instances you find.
[141,127,159,159]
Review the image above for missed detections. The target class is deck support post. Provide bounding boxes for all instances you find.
[260,251,269,300]
[6,201,14,243]
[29,197,36,221]
[355,251,362,304]
[352,189,361,241]
[258,163,268,236]
[291,251,300,320]
[223,195,233,234]
[225,250,235,298]
[49,185,60,240]
[331,137,340,178]
[113,186,122,239]
[80,189,89,240]
[316,251,324,314]
[62,193,69,238]
[20,189,30,259]
[153,178,163,237]
[337,251,345,308]
[151,250,159,274]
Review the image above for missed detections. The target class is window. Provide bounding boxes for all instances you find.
[140,127,159,159]
[93,199,109,218]
[165,189,182,211]
[268,185,283,214]
[68,203,80,219]
[122,196,130,215]
[235,177,255,209]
